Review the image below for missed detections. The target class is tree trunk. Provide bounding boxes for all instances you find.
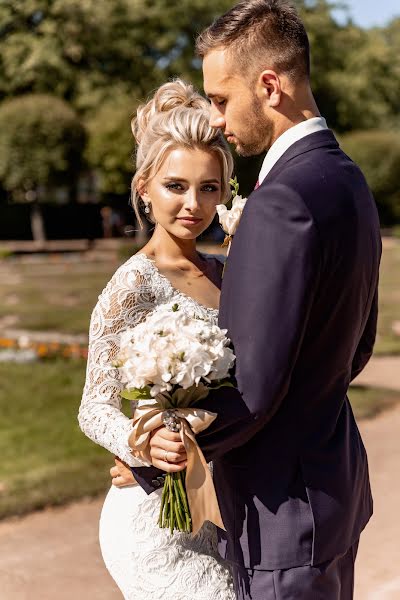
[30,202,46,247]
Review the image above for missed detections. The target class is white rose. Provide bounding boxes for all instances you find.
[216,195,247,236]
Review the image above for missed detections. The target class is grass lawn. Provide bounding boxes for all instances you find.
[0,260,119,334]
[0,358,399,520]
[0,239,398,518]
[0,239,399,352]
[0,359,131,520]
[374,241,400,355]
[348,385,400,420]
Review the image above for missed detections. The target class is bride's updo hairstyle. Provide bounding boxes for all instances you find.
[131,79,234,225]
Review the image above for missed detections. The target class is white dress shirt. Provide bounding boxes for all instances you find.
[258,117,328,185]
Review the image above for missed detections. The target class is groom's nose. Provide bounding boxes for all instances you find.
[210,106,226,130]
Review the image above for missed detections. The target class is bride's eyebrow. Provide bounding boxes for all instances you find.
[162,177,220,184]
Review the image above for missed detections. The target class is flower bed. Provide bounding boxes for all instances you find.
[0,336,88,361]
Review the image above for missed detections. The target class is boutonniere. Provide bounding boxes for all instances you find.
[216,177,247,256]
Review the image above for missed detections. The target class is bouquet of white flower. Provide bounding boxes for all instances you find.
[116,302,235,534]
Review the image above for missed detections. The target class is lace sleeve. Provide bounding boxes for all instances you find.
[78,256,156,467]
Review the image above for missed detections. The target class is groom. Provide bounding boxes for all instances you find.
[117,1,381,598]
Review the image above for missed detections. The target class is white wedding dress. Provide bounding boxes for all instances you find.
[78,252,235,600]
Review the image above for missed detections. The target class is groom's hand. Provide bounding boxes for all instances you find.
[149,427,187,472]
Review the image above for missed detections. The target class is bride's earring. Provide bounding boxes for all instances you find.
[144,200,151,214]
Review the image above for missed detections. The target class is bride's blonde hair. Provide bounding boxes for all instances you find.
[131,79,234,226]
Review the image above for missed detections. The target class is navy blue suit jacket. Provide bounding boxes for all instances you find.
[132,130,381,570]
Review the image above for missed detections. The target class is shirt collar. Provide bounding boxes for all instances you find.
[258,117,328,184]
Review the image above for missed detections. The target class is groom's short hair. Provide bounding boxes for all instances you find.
[196,0,310,83]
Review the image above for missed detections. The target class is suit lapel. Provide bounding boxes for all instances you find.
[219,130,340,323]
[261,129,339,186]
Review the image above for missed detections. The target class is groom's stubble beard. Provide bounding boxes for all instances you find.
[233,94,274,157]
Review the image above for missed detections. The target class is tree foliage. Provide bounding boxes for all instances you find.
[0,0,233,111]
[295,2,400,132]
[0,0,399,216]
[0,1,399,131]
[85,94,135,196]
[340,130,400,226]
[0,0,234,195]
[0,94,85,197]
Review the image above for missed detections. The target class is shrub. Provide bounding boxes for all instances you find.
[340,130,400,226]
[85,94,135,196]
[0,247,13,260]
[392,225,400,239]
[0,94,86,195]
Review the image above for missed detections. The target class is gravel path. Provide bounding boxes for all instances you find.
[0,498,121,600]
[354,405,400,600]
[354,356,400,392]
[0,401,399,599]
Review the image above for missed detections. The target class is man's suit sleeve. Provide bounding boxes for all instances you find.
[196,183,322,460]
[350,287,378,382]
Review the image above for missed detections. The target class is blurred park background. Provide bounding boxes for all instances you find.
[0,1,399,597]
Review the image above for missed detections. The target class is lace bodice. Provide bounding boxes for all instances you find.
[78,252,220,467]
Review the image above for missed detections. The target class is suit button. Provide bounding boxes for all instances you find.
[151,479,161,488]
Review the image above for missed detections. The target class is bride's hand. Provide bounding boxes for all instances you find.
[110,457,137,487]
[150,427,187,472]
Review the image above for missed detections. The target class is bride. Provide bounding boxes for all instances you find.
[78,79,235,599]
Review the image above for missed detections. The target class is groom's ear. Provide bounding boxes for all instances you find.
[259,70,282,108]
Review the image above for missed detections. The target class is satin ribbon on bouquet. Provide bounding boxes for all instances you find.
[128,404,225,536]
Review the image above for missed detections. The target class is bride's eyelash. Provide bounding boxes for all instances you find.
[165,183,183,191]
[165,183,219,193]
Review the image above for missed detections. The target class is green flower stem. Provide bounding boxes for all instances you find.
[173,478,184,514]
[158,476,169,527]
[177,471,190,513]
[158,470,192,533]
[173,476,190,531]
[168,474,176,534]
[174,496,185,531]
[179,471,192,531]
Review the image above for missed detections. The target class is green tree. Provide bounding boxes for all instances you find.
[1,1,399,132]
[0,0,233,112]
[0,0,234,205]
[85,91,135,196]
[296,2,400,132]
[1,0,399,220]
[0,94,86,242]
[295,1,346,128]
[340,130,400,226]
[329,26,400,131]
